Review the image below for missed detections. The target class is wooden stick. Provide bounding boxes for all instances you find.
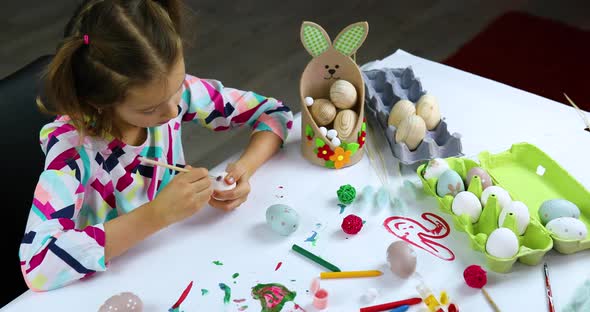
[481,288,501,312]
[138,157,190,173]
[564,93,590,130]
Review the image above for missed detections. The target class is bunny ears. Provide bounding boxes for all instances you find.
[301,21,369,58]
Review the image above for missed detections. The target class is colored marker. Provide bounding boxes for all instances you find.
[320,270,382,279]
[389,305,409,312]
[360,297,422,312]
[291,244,341,272]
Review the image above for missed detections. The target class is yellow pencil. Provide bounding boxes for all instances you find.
[320,270,383,279]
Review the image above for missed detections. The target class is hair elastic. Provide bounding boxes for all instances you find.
[83,34,90,45]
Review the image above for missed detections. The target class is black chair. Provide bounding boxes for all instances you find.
[0,55,54,307]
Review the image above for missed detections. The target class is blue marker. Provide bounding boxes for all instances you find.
[389,305,409,312]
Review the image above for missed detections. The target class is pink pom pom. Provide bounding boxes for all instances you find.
[463,265,487,289]
[341,214,363,235]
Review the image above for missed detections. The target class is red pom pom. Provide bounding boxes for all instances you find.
[341,214,363,235]
[463,265,487,289]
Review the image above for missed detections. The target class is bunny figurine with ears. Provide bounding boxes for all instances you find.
[300,21,369,169]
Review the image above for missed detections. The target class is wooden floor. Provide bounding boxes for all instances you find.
[1,0,589,168]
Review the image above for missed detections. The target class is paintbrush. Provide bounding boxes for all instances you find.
[564,93,590,131]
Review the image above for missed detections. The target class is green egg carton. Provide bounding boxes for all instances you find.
[417,142,590,273]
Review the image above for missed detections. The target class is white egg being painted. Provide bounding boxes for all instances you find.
[499,201,530,235]
[265,204,300,236]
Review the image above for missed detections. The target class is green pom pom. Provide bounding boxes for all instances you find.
[337,184,356,204]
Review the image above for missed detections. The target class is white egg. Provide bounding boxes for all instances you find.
[498,201,530,235]
[546,217,588,241]
[210,172,237,201]
[423,158,450,180]
[319,126,328,136]
[486,228,519,259]
[326,129,338,140]
[452,191,482,223]
[481,186,511,210]
[305,96,314,106]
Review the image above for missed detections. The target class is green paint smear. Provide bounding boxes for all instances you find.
[219,283,231,304]
[213,260,223,266]
[201,289,209,296]
[251,283,296,312]
[232,273,240,279]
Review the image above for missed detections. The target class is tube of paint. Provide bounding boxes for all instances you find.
[416,280,441,312]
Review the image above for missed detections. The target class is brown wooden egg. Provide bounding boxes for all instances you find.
[395,115,426,151]
[333,109,358,139]
[416,94,441,130]
[311,98,337,126]
[388,99,416,127]
[330,79,357,109]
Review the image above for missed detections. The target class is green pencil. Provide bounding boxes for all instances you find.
[291,244,341,272]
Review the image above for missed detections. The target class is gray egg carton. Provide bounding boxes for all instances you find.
[362,67,463,168]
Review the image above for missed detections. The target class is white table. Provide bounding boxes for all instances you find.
[4,50,590,312]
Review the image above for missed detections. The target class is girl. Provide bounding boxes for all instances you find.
[19,0,293,291]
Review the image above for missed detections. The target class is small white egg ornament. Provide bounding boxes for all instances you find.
[481,186,511,210]
[423,158,450,180]
[499,201,530,235]
[265,204,300,236]
[452,191,483,223]
[486,228,519,259]
[546,217,587,241]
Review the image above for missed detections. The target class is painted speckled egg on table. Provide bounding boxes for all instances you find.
[538,199,581,225]
[436,169,465,197]
[546,217,587,241]
[265,204,300,236]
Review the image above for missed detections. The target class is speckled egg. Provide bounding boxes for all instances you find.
[499,201,530,235]
[546,217,587,241]
[481,186,511,210]
[98,292,143,312]
[485,228,519,259]
[538,199,581,225]
[423,158,450,180]
[466,167,493,190]
[436,169,465,197]
[452,191,483,223]
[386,241,417,278]
[265,204,300,236]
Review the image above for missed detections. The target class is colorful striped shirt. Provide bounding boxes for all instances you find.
[19,74,293,291]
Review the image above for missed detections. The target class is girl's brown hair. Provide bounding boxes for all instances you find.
[40,0,185,138]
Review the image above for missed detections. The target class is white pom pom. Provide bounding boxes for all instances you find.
[326,129,338,139]
[305,96,314,106]
[319,127,328,136]
[331,137,341,146]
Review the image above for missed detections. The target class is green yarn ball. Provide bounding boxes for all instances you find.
[337,184,356,204]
